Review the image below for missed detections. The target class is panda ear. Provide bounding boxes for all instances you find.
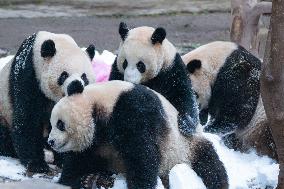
[151,27,166,44]
[41,39,56,58]
[119,22,129,41]
[86,44,95,60]
[187,59,202,74]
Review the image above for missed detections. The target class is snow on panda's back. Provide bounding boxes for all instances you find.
[182,41,262,149]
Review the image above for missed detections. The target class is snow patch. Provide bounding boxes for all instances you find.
[169,164,206,189]
[0,156,27,181]
[203,132,279,189]
[0,156,60,182]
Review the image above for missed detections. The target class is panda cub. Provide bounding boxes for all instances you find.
[182,41,261,137]
[48,81,228,189]
[0,31,96,173]
[109,22,199,135]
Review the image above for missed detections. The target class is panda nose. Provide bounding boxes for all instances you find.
[48,140,55,147]
[67,80,84,96]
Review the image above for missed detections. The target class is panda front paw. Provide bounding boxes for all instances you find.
[81,174,98,189]
[26,160,50,174]
[80,172,115,189]
[178,114,197,136]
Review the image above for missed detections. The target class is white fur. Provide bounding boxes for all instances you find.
[124,66,142,84]
[0,60,13,125]
[182,41,238,109]
[117,26,177,84]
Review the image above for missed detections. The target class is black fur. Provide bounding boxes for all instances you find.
[59,150,107,189]
[191,139,228,189]
[81,73,89,86]
[67,80,84,96]
[57,71,69,86]
[119,22,129,41]
[86,44,95,60]
[187,59,202,73]
[204,46,261,135]
[41,39,56,58]
[109,57,124,80]
[8,33,52,173]
[199,108,209,125]
[110,53,199,135]
[109,85,166,189]
[0,125,16,157]
[151,28,166,44]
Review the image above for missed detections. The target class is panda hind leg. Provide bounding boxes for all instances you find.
[0,125,16,158]
[191,137,228,189]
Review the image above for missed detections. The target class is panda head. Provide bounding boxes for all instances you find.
[185,59,212,109]
[182,41,238,109]
[33,31,96,102]
[116,22,176,84]
[48,91,95,152]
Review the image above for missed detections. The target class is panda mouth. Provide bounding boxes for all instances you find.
[53,141,67,151]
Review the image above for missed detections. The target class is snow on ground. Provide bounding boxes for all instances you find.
[0,132,278,189]
[203,132,279,189]
[0,53,279,188]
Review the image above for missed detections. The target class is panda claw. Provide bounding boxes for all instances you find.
[26,160,50,175]
[81,174,97,189]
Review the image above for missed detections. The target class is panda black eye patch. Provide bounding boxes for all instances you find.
[137,61,146,73]
[81,73,89,86]
[58,71,69,86]
[57,120,65,131]
[122,60,128,70]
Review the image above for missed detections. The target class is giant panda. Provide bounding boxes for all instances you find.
[48,80,228,189]
[182,41,261,146]
[109,22,199,135]
[0,31,96,173]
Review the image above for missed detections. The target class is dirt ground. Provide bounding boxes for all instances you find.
[0,13,231,54]
[0,0,231,54]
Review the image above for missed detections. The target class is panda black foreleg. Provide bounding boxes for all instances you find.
[11,108,49,173]
[113,133,160,189]
[122,143,160,189]
[0,125,16,157]
[59,152,90,189]
[59,150,107,189]
[191,138,228,189]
